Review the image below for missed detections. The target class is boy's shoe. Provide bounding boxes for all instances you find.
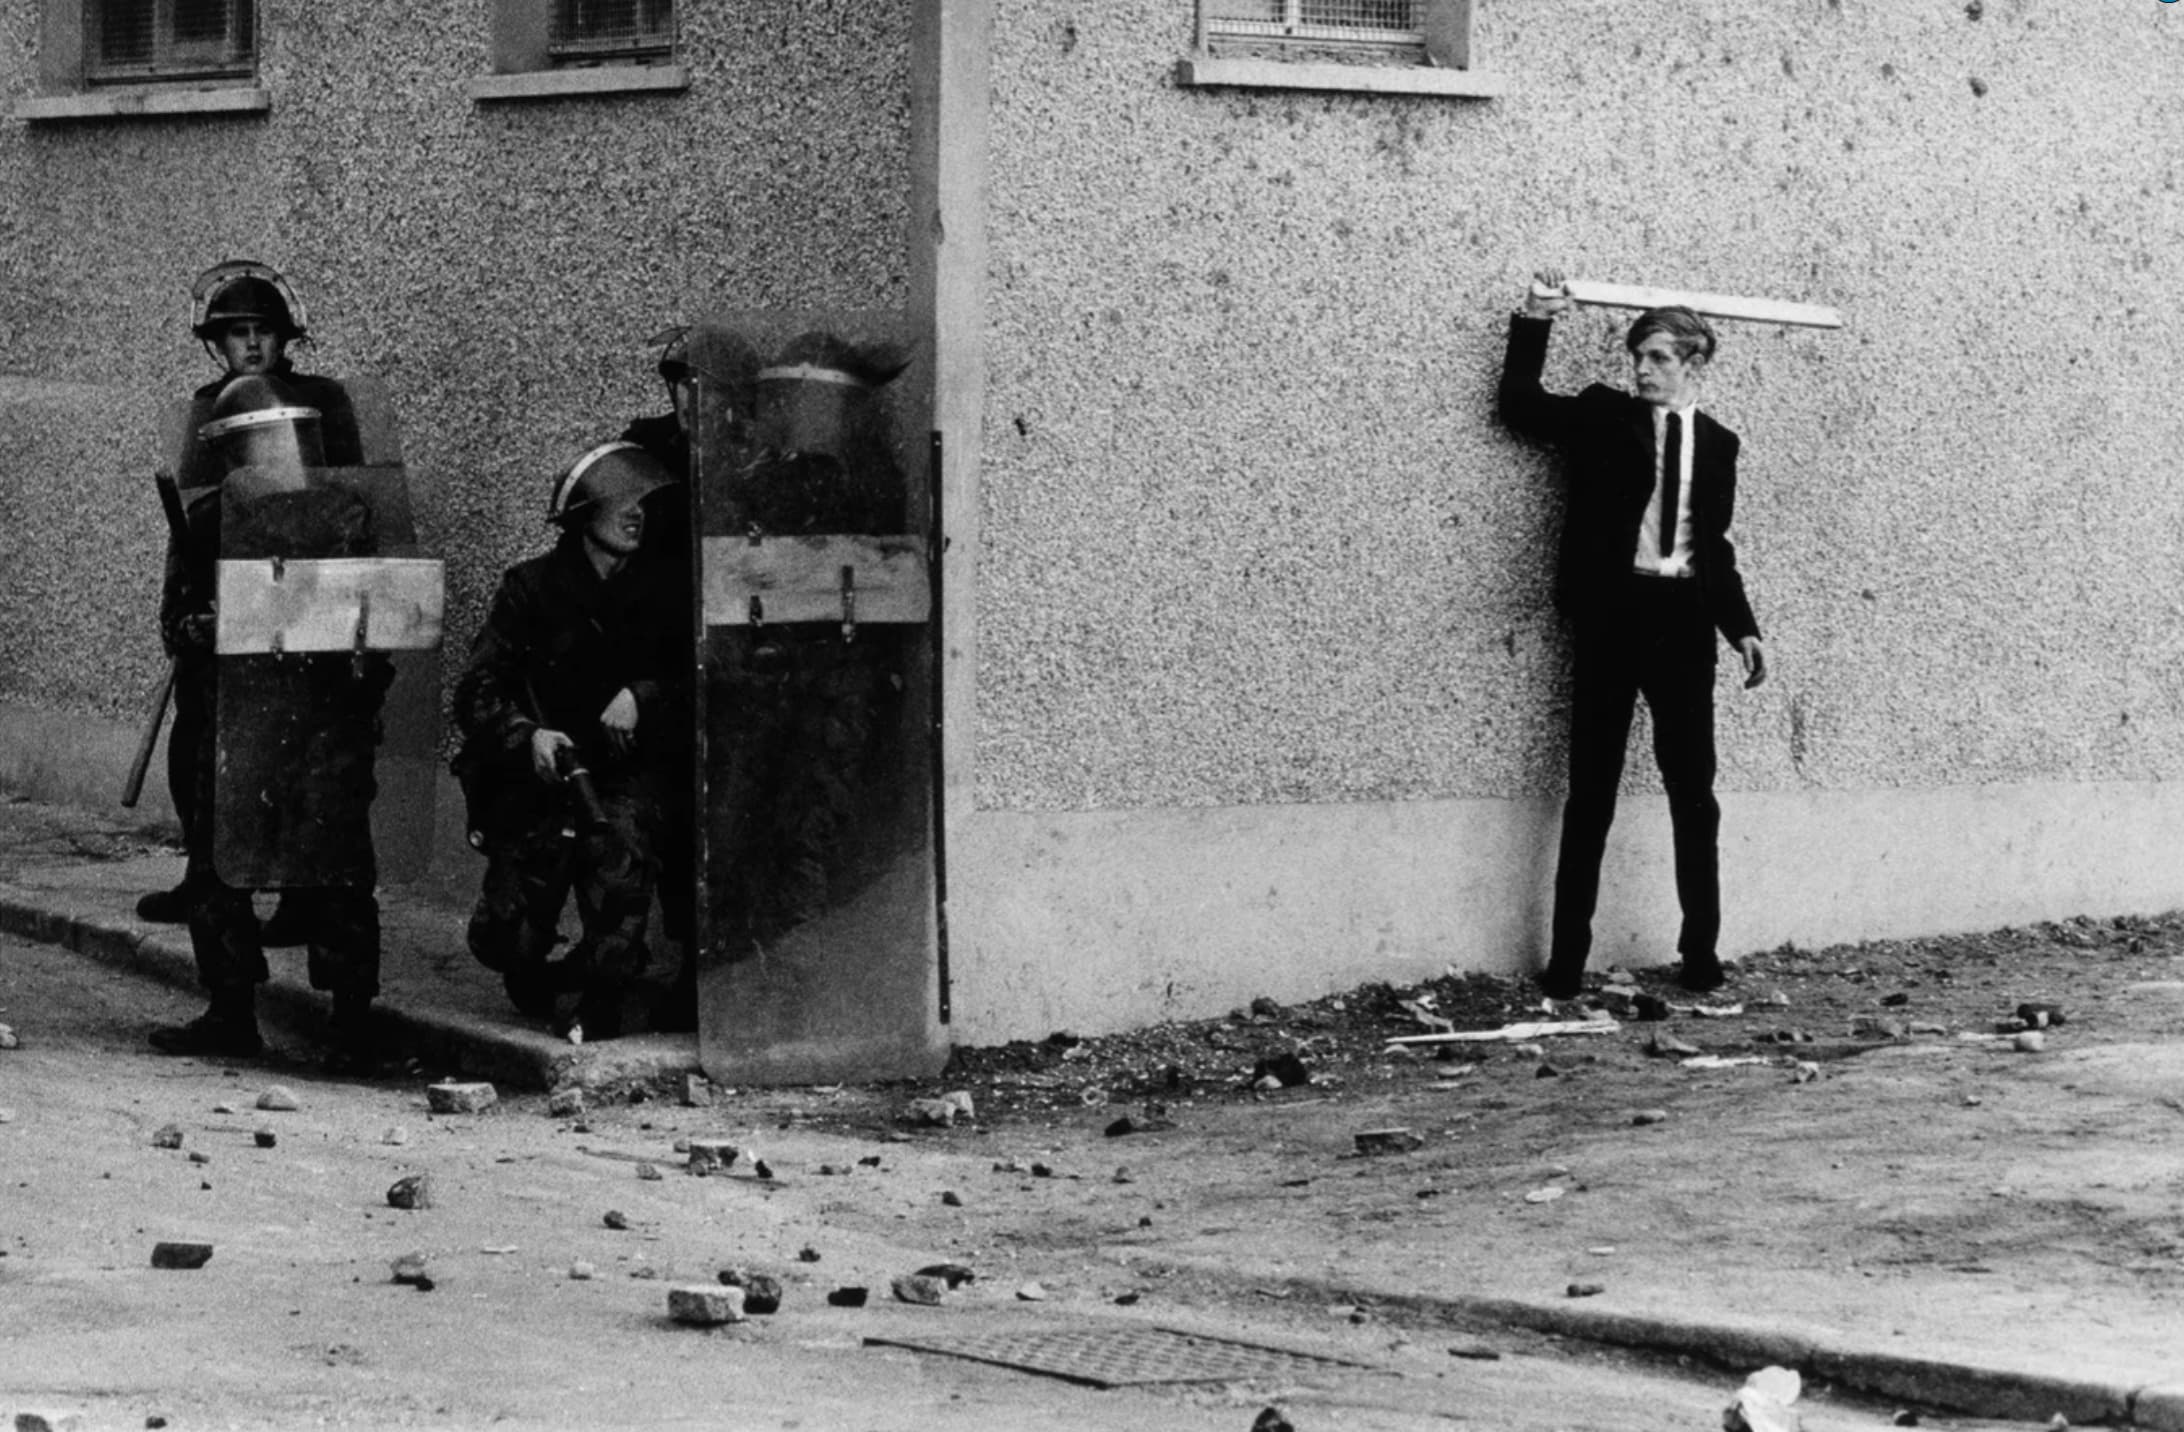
[1538,968,1584,1002]
[1676,958,1729,994]
[150,1008,264,1059]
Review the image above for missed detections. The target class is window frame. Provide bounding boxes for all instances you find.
[1179,0,1506,99]
[83,0,256,86]
[470,0,689,103]
[16,0,269,123]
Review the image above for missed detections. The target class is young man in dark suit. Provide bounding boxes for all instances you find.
[1499,267,1768,1001]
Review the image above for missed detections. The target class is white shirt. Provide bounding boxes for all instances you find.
[1633,402,1698,578]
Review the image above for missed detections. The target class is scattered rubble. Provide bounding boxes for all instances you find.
[12,1409,84,1432]
[1724,1365,1803,1432]
[891,1273,947,1305]
[1354,1128,1424,1156]
[150,1241,213,1270]
[668,1284,745,1325]
[915,1262,975,1289]
[686,1138,739,1173]
[716,1268,782,1313]
[426,1082,497,1115]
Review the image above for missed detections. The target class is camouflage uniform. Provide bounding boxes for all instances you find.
[454,532,679,1031]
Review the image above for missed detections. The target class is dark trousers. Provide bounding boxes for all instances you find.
[466,782,657,993]
[176,658,381,1002]
[1547,576,1722,984]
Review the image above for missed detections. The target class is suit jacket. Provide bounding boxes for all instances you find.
[1498,314,1760,645]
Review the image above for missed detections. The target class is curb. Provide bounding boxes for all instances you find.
[0,883,701,1094]
[1123,1257,2177,1426]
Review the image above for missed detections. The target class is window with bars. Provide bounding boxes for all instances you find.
[1193,0,1478,71]
[85,0,254,82]
[1207,0,1424,51]
[549,0,673,63]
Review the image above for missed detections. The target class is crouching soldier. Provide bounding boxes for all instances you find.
[454,442,682,1043]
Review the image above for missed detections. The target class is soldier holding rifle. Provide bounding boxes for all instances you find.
[453,442,683,1043]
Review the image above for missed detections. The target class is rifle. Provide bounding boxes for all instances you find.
[524,678,611,830]
[121,470,190,809]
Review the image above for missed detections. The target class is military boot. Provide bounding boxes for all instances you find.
[323,991,381,1077]
[150,986,263,1058]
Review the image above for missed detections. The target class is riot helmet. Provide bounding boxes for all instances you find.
[547,441,672,528]
[754,330,910,458]
[191,260,309,343]
[199,374,325,494]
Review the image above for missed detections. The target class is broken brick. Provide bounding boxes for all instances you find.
[686,1138,739,1173]
[1354,1128,1425,1156]
[668,1284,746,1325]
[716,1268,783,1314]
[891,1274,946,1305]
[426,1082,497,1115]
[151,1241,213,1270]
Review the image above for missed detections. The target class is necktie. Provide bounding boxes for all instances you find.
[1658,411,1683,560]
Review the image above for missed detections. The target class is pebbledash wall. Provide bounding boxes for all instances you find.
[934,0,2184,1040]
[2,0,2182,1048]
[0,0,913,784]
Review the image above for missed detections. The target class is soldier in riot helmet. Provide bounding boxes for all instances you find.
[140,260,363,934]
[703,329,913,950]
[454,442,683,1043]
[619,324,758,1030]
[148,376,392,1067]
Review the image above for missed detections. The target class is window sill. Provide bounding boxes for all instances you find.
[13,85,270,123]
[467,63,689,103]
[1176,55,1506,98]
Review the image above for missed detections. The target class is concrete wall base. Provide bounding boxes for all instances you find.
[944,781,2184,1041]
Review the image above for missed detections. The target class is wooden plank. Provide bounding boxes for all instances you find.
[1540,278,1843,330]
[215,557,445,655]
[701,534,929,628]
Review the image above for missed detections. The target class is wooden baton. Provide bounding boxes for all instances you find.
[1533,278,1844,330]
[120,659,176,809]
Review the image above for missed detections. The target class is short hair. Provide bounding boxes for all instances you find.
[1625,306,1717,364]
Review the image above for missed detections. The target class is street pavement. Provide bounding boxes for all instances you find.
[0,792,2179,1429]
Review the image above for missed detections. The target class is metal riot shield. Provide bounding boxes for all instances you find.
[210,381,442,889]
[689,316,943,1083]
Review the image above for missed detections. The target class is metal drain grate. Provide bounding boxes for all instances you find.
[865,1324,1371,1388]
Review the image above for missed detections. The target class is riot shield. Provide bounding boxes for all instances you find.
[210,383,442,890]
[689,315,942,1083]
